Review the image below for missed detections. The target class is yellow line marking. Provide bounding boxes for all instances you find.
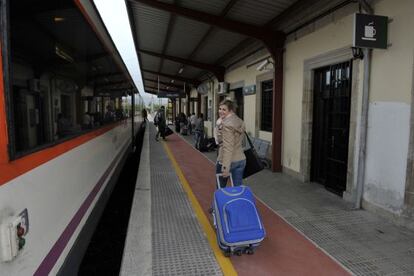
[162,141,237,276]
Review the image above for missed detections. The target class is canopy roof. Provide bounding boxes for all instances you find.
[126,0,362,95]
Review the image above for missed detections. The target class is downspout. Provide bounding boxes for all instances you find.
[355,0,373,209]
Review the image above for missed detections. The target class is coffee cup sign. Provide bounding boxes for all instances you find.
[353,13,388,49]
[363,22,376,41]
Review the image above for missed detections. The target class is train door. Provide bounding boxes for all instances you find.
[311,61,352,195]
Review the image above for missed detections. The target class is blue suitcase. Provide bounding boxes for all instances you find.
[212,175,265,256]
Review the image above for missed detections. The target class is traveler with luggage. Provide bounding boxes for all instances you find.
[174,117,180,132]
[194,113,204,148]
[154,106,166,141]
[189,113,196,135]
[179,113,188,135]
[215,99,246,187]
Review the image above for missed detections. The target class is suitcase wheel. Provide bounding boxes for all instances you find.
[245,248,254,255]
[235,250,242,256]
[224,250,231,257]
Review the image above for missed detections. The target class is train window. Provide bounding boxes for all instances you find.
[3,0,133,159]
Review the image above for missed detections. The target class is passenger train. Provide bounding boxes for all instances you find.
[0,0,144,274]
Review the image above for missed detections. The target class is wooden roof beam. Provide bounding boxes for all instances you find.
[142,69,199,86]
[130,0,285,49]
[144,78,185,89]
[145,85,179,92]
[140,49,225,82]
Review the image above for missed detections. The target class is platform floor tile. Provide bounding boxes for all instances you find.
[150,126,222,276]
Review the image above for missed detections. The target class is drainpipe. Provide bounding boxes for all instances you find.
[355,0,373,209]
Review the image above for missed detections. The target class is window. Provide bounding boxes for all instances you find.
[5,0,132,158]
[261,80,273,132]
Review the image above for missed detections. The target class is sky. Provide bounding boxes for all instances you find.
[94,0,166,106]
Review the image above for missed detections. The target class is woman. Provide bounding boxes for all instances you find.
[215,99,246,187]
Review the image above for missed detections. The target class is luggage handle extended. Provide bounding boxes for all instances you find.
[216,173,234,189]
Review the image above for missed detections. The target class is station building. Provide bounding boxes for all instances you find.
[132,0,414,229]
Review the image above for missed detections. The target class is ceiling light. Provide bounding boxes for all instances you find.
[178,67,184,74]
[170,80,175,83]
[54,17,65,22]
[55,45,74,63]
[256,59,269,71]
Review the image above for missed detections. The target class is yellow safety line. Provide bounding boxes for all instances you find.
[162,141,238,276]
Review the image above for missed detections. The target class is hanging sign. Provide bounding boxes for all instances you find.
[157,91,185,98]
[353,13,388,49]
[243,85,256,96]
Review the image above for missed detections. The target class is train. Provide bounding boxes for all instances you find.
[0,0,145,274]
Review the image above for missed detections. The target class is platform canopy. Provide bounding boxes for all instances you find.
[125,0,362,96]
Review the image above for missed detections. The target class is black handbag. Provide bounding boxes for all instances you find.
[243,132,264,178]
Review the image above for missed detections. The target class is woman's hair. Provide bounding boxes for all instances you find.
[219,99,237,111]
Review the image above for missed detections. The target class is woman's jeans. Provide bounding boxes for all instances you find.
[215,159,246,188]
[194,130,202,147]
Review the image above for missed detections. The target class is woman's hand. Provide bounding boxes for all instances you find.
[222,171,230,178]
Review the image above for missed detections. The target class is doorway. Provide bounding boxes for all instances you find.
[234,88,244,119]
[311,61,352,195]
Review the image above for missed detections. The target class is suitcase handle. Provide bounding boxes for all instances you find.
[216,173,234,189]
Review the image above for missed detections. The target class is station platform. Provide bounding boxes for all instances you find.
[120,123,414,276]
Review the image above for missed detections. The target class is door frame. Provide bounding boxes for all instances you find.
[300,46,361,199]
[310,62,352,194]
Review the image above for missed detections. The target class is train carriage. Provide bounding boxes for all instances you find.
[0,0,144,274]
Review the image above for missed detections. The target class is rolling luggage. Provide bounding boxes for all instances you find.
[211,174,265,256]
[180,125,188,135]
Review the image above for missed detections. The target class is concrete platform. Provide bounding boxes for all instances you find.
[121,124,414,275]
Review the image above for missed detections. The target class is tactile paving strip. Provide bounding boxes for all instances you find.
[150,126,222,276]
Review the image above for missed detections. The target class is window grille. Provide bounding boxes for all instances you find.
[261,80,273,131]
